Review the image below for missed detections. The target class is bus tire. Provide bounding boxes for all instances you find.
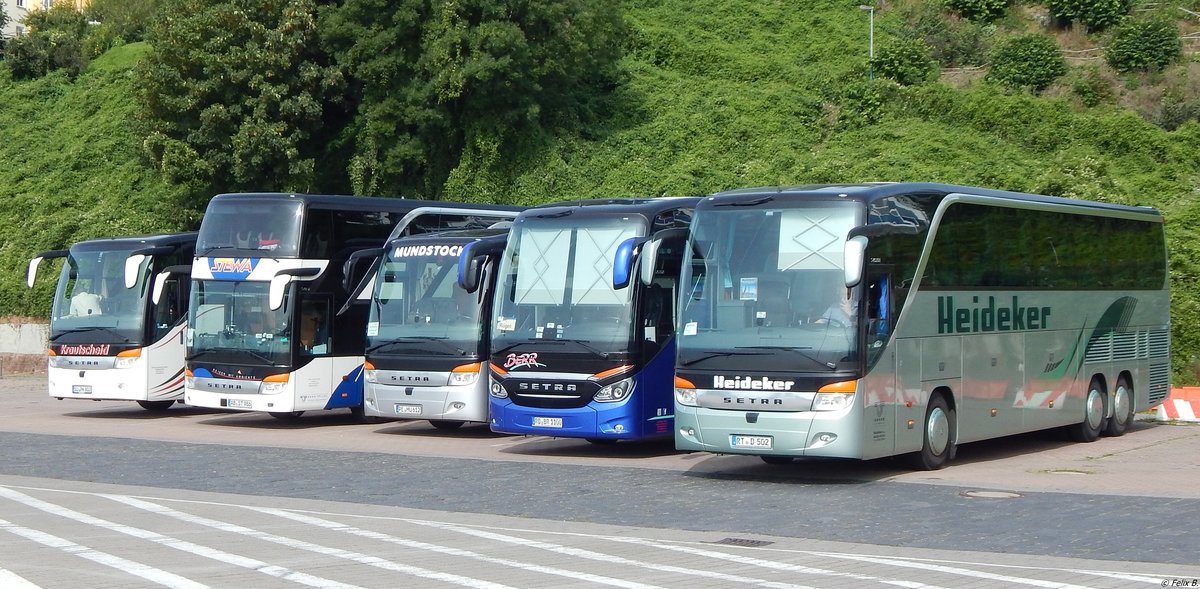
[911,394,955,471]
[269,411,304,420]
[137,400,175,411]
[1069,378,1106,443]
[430,420,463,431]
[1104,376,1134,437]
[760,455,794,465]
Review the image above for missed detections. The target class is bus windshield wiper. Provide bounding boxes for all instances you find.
[195,244,235,257]
[737,345,836,370]
[387,336,467,355]
[239,349,278,366]
[552,338,610,359]
[717,195,775,207]
[49,327,131,343]
[680,349,769,367]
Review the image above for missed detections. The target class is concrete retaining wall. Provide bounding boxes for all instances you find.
[0,320,48,376]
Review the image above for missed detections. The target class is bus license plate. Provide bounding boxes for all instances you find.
[533,416,563,428]
[731,434,773,450]
[394,403,422,415]
[224,399,252,409]
[72,385,92,394]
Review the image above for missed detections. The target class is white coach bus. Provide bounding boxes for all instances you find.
[27,233,196,410]
[673,183,1170,469]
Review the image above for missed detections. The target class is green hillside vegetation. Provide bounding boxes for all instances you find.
[3,0,1200,383]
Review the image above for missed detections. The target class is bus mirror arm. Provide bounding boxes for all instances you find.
[457,237,507,293]
[269,267,321,311]
[151,265,192,305]
[844,236,868,288]
[26,249,69,288]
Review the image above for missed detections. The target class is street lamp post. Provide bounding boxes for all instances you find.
[859,4,875,80]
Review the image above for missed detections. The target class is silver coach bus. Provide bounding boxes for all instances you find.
[674,183,1170,469]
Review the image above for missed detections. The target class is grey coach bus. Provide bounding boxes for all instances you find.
[673,183,1169,469]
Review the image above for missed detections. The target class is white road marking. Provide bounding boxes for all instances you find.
[0,567,44,589]
[0,486,361,589]
[809,552,1099,589]
[247,505,662,589]
[103,494,521,589]
[0,517,207,589]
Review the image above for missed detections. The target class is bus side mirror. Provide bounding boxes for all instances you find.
[342,247,384,293]
[457,237,507,293]
[26,249,68,288]
[615,228,688,290]
[26,257,44,288]
[269,267,321,311]
[613,237,645,290]
[844,236,868,288]
[125,254,147,289]
[151,265,193,304]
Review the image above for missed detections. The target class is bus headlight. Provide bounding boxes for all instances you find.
[594,377,634,403]
[812,380,857,411]
[364,369,378,384]
[449,362,481,386]
[674,376,697,407]
[261,373,289,395]
[490,381,508,398]
[114,349,141,369]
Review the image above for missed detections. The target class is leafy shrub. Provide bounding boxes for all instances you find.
[1105,18,1181,73]
[900,2,991,66]
[1048,0,1131,31]
[944,0,1008,22]
[986,34,1067,93]
[1069,66,1113,107]
[872,38,937,86]
[4,5,90,79]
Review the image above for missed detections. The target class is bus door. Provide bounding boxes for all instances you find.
[862,266,898,459]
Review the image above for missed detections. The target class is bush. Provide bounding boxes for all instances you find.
[944,0,1008,22]
[1069,66,1113,107]
[986,34,1067,93]
[900,3,992,67]
[4,5,90,80]
[1105,18,1181,74]
[872,38,937,86]
[1048,0,1131,31]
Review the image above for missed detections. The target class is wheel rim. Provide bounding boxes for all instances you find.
[1112,384,1130,427]
[927,407,950,456]
[1086,387,1105,430]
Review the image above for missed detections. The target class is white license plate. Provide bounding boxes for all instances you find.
[72,385,92,394]
[394,403,422,415]
[731,434,773,449]
[532,416,563,428]
[224,398,252,409]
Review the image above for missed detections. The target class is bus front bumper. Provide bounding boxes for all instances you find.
[364,382,487,423]
[674,405,862,458]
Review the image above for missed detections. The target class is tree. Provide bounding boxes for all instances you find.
[4,5,90,79]
[1048,0,1131,32]
[138,0,346,204]
[321,0,626,198]
[986,34,1067,93]
[872,38,937,86]
[1105,18,1181,73]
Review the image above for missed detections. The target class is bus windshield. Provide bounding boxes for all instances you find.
[195,199,304,256]
[188,281,294,366]
[492,216,640,359]
[50,245,149,344]
[367,243,481,358]
[677,201,863,373]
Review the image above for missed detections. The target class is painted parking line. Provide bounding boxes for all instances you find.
[0,567,43,589]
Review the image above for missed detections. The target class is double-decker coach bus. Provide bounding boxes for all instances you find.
[362,227,512,427]
[27,233,196,410]
[183,193,520,419]
[673,183,1169,469]
[484,198,698,443]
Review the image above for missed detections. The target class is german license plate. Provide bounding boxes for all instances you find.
[731,434,773,449]
[72,385,92,394]
[532,416,563,428]
[224,398,252,409]
[394,403,422,415]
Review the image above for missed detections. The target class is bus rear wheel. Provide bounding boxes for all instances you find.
[430,420,463,431]
[137,400,175,411]
[1104,377,1134,437]
[911,394,955,471]
[270,411,304,421]
[1068,379,1106,443]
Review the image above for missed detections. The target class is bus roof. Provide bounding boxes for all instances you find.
[518,196,701,220]
[69,232,198,251]
[387,226,510,248]
[206,192,522,214]
[707,183,1163,220]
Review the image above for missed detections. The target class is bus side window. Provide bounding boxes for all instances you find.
[867,273,890,340]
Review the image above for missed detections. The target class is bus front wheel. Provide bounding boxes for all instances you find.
[911,394,955,471]
[137,400,175,411]
[1069,379,1106,443]
[1104,377,1134,437]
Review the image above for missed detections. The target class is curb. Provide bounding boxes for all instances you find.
[1156,387,1200,422]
